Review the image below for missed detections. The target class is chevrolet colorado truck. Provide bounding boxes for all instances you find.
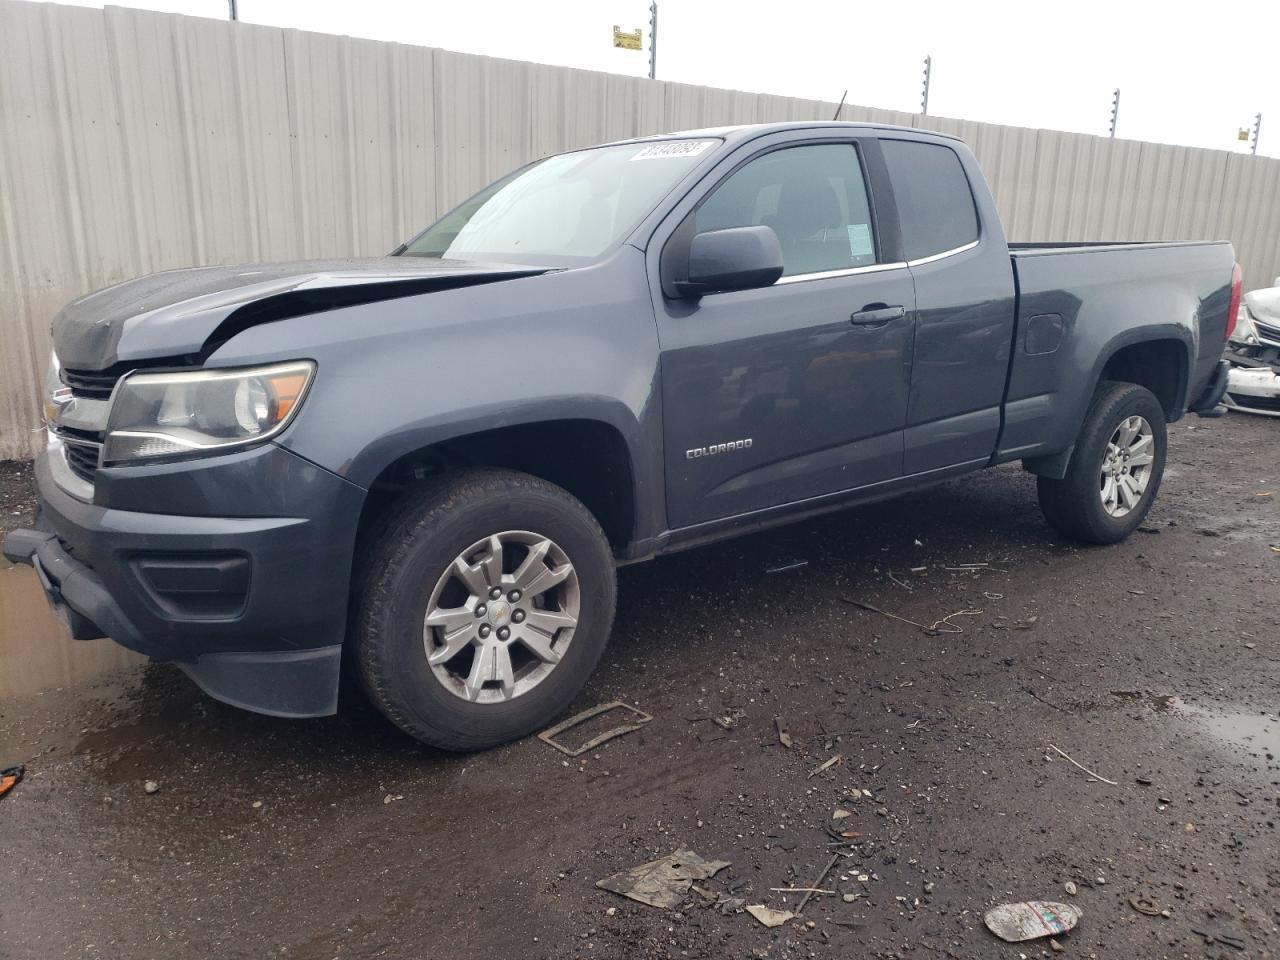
[4,122,1237,751]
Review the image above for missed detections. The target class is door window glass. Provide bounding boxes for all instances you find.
[695,144,876,277]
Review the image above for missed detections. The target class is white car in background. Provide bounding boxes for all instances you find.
[1225,279,1280,417]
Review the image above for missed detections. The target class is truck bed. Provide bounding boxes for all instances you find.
[997,239,1236,464]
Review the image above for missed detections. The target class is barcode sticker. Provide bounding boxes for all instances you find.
[630,140,717,161]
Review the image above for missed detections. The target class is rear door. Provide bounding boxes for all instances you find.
[653,135,917,529]
[879,136,1017,475]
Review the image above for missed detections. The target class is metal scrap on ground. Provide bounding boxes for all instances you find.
[596,848,730,908]
[983,901,1082,942]
[537,700,652,757]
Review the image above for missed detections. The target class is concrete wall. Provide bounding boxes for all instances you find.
[2,0,1279,460]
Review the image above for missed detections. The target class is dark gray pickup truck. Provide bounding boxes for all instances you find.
[5,121,1237,750]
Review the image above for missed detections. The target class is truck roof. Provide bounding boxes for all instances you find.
[607,120,963,148]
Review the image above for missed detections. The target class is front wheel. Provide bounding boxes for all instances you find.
[354,469,617,751]
[1037,381,1168,544]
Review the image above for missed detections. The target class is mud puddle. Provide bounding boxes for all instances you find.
[1174,699,1280,760]
[0,561,145,699]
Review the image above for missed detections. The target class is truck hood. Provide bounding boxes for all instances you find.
[52,257,549,370]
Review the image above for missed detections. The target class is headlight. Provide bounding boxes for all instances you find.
[1232,305,1258,346]
[103,361,315,464]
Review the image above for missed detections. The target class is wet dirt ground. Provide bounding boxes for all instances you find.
[1,415,1278,960]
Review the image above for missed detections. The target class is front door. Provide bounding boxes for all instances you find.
[655,140,916,529]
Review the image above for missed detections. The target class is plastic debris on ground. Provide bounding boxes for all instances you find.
[537,700,652,757]
[745,904,794,928]
[774,717,792,749]
[0,765,23,800]
[983,901,1082,943]
[596,848,730,908]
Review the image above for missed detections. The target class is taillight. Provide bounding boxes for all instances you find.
[1225,262,1243,339]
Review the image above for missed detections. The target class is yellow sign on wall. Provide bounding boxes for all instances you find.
[613,26,642,50]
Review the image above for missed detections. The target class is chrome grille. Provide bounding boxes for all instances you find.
[61,366,125,399]
[60,435,103,485]
[1254,319,1280,347]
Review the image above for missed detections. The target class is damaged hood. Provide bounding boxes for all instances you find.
[52,257,549,370]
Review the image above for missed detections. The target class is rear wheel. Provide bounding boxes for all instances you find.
[1037,381,1167,544]
[355,469,616,751]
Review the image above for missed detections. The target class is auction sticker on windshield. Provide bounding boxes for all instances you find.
[630,140,717,161]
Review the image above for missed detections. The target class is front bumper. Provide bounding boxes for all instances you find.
[2,444,365,717]
[1224,362,1280,417]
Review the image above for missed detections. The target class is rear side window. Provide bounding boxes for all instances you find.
[694,144,877,277]
[881,140,978,261]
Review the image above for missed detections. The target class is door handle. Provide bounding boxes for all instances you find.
[850,304,906,326]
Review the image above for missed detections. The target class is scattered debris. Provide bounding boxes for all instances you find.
[808,755,842,778]
[1014,616,1039,630]
[766,559,808,574]
[983,901,1082,943]
[596,848,730,909]
[383,793,404,804]
[887,570,912,591]
[1047,743,1118,785]
[716,897,746,916]
[0,765,23,800]
[1064,881,1077,896]
[831,809,851,820]
[841,597,982,635]
[745,904,794,928]
[143,780,160,795]
[1129,893,1165,917]
[983,591,1004,600]
[796,854,841,913]
[770,887,834,895]
[774,717,793,749]
[1191,927,1247,950]
[538,700,652,757]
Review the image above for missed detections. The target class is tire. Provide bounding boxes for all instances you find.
[1037,380,1168,545]
[354,469,617,751]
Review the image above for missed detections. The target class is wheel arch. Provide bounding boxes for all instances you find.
[352,410,639,554]
[1094,334,1192,422]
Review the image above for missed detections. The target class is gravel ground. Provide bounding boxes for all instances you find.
[0,459,37,538]
[1,414,1277,960]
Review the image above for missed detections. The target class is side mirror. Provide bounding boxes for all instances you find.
[674,226,784,297]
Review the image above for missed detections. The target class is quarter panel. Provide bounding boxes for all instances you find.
[1000,242,1233,461]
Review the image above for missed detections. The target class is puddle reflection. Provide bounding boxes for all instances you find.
[0,561,145,698]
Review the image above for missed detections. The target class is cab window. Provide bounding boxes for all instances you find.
[880,139,979,261]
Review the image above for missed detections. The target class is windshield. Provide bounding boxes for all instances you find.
[400,139,720,265]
